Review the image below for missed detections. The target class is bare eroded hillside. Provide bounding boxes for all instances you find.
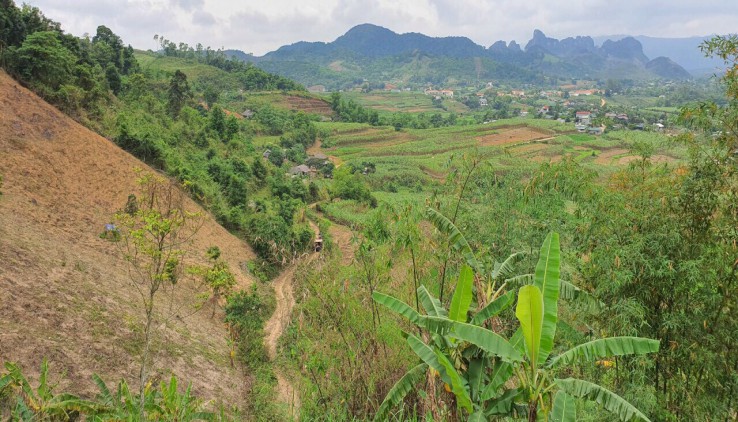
[0,70,256,405]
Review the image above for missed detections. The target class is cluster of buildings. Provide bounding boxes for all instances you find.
[423,88,454,98]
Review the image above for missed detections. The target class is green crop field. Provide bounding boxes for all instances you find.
[337,91,470,114]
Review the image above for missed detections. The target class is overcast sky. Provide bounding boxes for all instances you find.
[24,0,738,56]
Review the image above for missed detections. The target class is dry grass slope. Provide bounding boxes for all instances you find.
[0,71,256,406]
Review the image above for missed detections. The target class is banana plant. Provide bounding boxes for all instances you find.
[373,264,523,420]
[88,374,214,421]
[0,359,94,421]
[373,232,660,421]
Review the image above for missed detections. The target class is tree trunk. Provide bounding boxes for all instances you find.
[139,299,154,420]
[528,399,538,422]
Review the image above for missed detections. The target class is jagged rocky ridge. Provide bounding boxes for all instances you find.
[227,24,693,87]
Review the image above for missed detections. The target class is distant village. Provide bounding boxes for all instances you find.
[308,78,675,136]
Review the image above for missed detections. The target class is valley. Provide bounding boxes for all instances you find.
[1,2,737,421]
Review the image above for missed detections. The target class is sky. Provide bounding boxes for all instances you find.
[24,0,738,56]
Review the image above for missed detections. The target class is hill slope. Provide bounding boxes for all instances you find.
[0,70,255,405]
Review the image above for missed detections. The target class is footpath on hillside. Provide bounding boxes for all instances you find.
[263,138,358,419]
[263,210,354,420]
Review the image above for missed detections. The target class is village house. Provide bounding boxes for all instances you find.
[571,89,599,97]
[424,89,454,97]
[575,111,592,124]
[306,153,330,168]
[288,164,311,177]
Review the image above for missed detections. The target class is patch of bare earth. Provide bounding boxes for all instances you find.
[0,71,255,406]
[594,148,629,165]
[477,127,554,147]
[282,96,333,116]
[420,165,446,181]
[509,143,549,156]
[263,262,301,420]
[328,61,346,72]
[307,139,343,167]
[616,154,676,165]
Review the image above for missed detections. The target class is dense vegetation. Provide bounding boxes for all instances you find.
[2,1,738,420]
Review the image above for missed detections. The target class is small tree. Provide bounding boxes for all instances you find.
[190,246,237,318]
[112,171,202,420]
[167,69,191,118]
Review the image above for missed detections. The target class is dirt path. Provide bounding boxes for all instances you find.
[263,217,324,420]
[307,139,343,167]
[264,258,303,420]
[264,183,356,420]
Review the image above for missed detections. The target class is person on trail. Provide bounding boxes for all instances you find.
[315,233,323,252]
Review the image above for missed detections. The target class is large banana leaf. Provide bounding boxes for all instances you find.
[470,290,515,325]
[505,273,601,311]
[485,388,521,416]
[480,361,514,401]
[406,333,452,386]
[419,316,523,362]
[551,391,577,422]
[373,363,428,422]
[372,291,421,324]
[92,374,113,407]
[418,285,448,317]
[425,207,482,273]
[449,265,474,322]
[467,357,486,401]
[491,251,526,281]
[434,349,473,412]
[515,285,544,368]
[505,273,534,287]
[560,279,603,311]
[556,378,652,422]
[548,337,660,368]
[533,232,560,366]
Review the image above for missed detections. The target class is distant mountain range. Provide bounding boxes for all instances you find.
[226,24,724,90]
[593,35,725,76]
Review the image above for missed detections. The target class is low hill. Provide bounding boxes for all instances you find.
[0,70,255,405]
[646,56,694,79]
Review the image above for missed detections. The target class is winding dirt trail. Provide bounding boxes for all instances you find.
[264,257,306,420]
[263,218,328,420]
[264,140,356,419]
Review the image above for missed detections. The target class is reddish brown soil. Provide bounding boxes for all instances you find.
[307,139,343,167]
[594,148,629,165]
[0,71,255,405]
[282,95,333,116]
[616,154,677,165]
[477,127,554,147]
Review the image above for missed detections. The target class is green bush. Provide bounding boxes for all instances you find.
[224,289,271,366]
